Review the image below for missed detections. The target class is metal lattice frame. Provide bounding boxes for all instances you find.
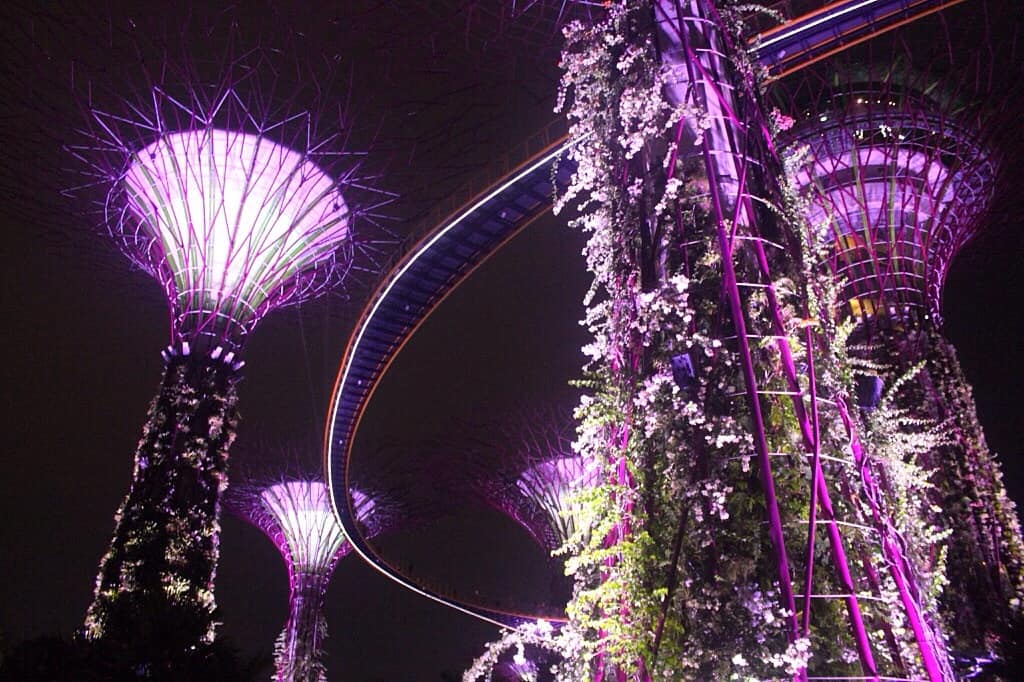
[66,43,367,354]
[655,0,950,678]
[783,69,997,327]
[775,15,1024,665]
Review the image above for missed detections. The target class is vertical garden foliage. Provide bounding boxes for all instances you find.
[924,330,1024,657]
[551,2,805,677]
[860,323,1024,657]
[552,0,952,671]
[555,3,675,672]
[84,356,238,655]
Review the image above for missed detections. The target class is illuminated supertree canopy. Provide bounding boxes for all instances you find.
[118,127,351,351]
[463,410,598,555]
[516,456,596,551]
[226,474,389,682]
[782,68,998,326]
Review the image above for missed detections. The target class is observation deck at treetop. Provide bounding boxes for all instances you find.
[326,0,969,628]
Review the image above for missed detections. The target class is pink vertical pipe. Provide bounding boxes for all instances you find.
[701,26,893,664]
[750,235,881,676]
[666,1,881,673]
[670,0,802,666]
[833,397,951,681]
[592,299,650,681]
[677,2,947,675]
[800,323,823,639]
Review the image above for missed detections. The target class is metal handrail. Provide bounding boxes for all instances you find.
[379,117,570,278]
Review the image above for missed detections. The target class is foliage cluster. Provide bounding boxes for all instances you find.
[83,356,239,652]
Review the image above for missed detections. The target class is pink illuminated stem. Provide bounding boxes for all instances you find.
[732,79,950,678]
[672,2,885,675]
[800,323,822,639]
[713,206,804,666]
[594,344,650,681]
[693,0,890,662]
[749,235,880,675]
[833,398,949,681]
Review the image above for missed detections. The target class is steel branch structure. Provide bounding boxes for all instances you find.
[782,69,996,325]
[461,410,598,555]
[515,456,597,551]
[115,128,351,352]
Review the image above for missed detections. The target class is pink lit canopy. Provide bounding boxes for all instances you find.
[120,127,351,350]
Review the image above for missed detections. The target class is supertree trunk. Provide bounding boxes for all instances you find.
[84,352,238,653]
[884,324,1024,658]
[275,571,332,682]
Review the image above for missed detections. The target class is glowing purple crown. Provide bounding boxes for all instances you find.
[787,87,996,324]
[497,455,598,551]
[119,127,351,351]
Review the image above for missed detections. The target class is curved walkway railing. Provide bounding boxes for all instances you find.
[757,0,966,82]
[325,0,958,628]
[326,133,578,627]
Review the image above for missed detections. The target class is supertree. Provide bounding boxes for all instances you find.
[538,0,1005,678]
[462,409,598,559]
[775,13,1024,665]
[224,452,398,682]
[51,13,386,657]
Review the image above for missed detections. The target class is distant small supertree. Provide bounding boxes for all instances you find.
[64,14,389,655]
[226,457,396,682]
[462,408,598,559]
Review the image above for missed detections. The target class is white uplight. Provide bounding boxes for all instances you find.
[261,481,372,573]
[123,128,350,332]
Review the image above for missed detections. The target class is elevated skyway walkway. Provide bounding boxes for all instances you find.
[757,0,966,81]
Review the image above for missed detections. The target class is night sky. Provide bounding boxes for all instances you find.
[1,2,1022,680]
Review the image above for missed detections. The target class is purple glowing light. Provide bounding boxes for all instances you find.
[789,105,995,321]
[236,479,377,680]
[258,480,370,573]
[516,455,599,546]
[121,128,351,347]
